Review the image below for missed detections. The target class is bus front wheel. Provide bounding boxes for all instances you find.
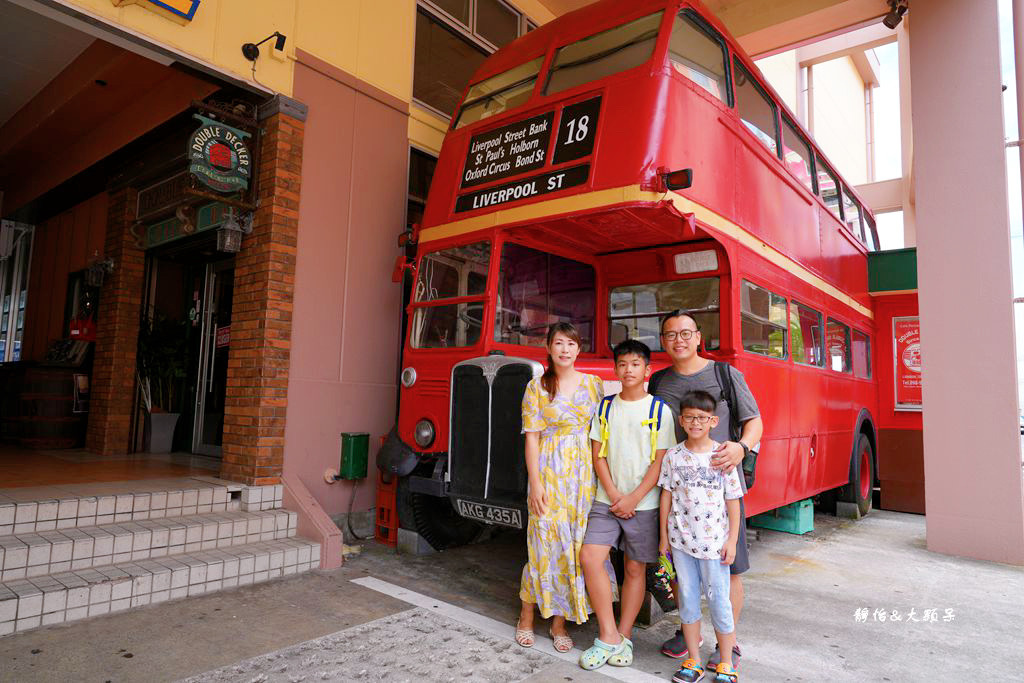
[397,478,485,550]
[838,433,874,517]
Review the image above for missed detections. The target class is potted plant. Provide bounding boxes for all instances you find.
[137,315,189,453]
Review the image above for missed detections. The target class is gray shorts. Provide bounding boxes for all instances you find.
[731,496,749,575]
[583,502,659,563]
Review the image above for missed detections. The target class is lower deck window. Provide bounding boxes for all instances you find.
[494,243,595,349]
[410,241,490,349]
[608,278,720,351]
[741,280,787,358]
[826,318,852,373]
[852,328,872,378]
[790,301,824,366]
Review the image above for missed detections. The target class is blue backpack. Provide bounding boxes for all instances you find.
[595,394,668,463]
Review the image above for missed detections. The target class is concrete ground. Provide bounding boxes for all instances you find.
[0,509,1021,681]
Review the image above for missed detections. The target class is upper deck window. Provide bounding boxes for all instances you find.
[609,278,720,352]
[411,241,490,348]
[668,11,729,104]
[864,213,879,251]
[781,116,815,193]
[816,156,843,221]
[841,186,864,242]
[455,57,544,129]
[494,243,595,350]
[733,60,778,154]
[544,11,663,96]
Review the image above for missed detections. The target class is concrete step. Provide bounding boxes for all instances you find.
[0,537,321,635]
[0,477,284,535]
[0,509,298,581]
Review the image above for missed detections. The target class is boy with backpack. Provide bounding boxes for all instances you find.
[578,339,675,671]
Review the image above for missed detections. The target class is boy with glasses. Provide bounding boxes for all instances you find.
[659,390,744,683]
[648,311,762,670]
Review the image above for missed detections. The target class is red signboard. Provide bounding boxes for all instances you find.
[893,316,922,410]
[216,325,231,348]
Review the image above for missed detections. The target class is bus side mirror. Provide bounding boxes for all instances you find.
[662,168,693,190]
[392,256,416,283]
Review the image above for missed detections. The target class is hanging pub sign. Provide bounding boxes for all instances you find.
[187,114,252,193]
[893,316,922,410]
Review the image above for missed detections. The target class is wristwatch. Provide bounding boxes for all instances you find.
[738,442,751,458]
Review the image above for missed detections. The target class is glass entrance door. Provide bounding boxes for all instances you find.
[192,259,234,456]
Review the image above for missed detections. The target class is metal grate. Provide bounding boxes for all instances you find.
[448,357,541,505]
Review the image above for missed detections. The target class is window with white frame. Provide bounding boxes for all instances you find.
[414,0,534,118]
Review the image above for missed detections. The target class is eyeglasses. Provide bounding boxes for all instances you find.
[661,329,699,341]
[681,415,713,424]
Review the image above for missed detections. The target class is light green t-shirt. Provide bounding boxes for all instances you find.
[589,394,676,510]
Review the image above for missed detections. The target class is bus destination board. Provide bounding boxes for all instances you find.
[461,112,555,189]
[455,164,589,213]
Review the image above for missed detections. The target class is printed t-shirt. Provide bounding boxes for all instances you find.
[658,440,744,559]
[588,394,675,511]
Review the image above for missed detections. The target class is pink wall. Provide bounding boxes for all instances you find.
[286,58,408,517]
[910,0,1024,563]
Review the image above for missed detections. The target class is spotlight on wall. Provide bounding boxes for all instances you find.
[242,32,287,61]
[882,0,908,29]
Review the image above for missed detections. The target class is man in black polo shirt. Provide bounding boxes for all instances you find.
[651,310,762,671]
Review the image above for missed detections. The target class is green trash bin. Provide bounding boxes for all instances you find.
[339,432,369,480]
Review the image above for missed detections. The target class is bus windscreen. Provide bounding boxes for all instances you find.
[544,12,663,95]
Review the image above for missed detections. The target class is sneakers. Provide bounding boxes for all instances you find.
[661,630,704,659]
[706,643,742,670]
[671,658,706,683]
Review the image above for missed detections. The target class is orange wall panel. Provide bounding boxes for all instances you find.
[22,194,108,361]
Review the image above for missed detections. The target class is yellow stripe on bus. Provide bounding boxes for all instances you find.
[419,185,873,320]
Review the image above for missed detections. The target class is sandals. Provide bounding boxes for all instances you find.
[549,629,574,653]
[514,620,535,648]
[712,662,738,682]
[579,635,631,670]
[671,658,706,683]
[607,635,633,666]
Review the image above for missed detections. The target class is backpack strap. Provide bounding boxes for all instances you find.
[596,395,615,459]
[640,396,667,462]
[713,361,741,442]
[647,367,665,398]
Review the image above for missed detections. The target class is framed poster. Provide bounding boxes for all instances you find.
[893,316,922,410]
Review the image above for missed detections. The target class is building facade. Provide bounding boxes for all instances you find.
[0,0,561,549]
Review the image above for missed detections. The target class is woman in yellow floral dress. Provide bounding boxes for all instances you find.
[516,322,616,652]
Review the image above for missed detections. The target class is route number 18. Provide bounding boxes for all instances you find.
[564,115,590,144]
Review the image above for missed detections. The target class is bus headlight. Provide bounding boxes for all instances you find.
[400,367,417,388]
[413,419,435,448]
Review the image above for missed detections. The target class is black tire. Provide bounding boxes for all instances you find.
[838,433,874,517]
[396,477,485,550]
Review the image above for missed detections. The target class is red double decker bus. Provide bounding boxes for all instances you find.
[382,0,881,549]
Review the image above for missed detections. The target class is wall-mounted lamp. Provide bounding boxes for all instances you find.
[216,208,254,253]
[242,31,287,61]
[86,251,115,287]
[882,0,908,29]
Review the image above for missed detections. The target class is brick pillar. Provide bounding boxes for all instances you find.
[86,187,145,455]
[220,96,306,485]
